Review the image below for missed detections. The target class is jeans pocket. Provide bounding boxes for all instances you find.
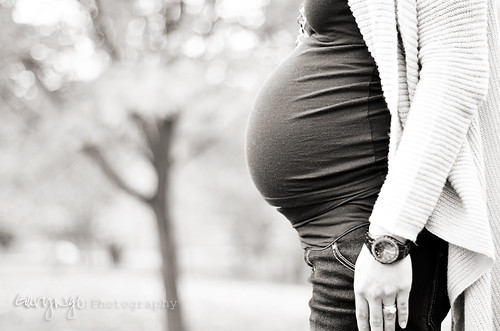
[302,223,369,274]
[304,248,315,272]
[330,223,368,273]
[332,243,356,272]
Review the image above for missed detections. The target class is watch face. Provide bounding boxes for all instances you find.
[372,238,399,264]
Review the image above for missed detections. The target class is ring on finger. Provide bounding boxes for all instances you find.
[382,304,397,319]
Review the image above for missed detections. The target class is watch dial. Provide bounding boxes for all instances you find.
[373,239,398,263]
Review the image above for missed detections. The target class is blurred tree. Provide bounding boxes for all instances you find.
[0,0,301,330]
[77,1,300,330]
[83,111,185,330]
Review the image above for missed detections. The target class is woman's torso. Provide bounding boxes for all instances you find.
[245,0,391,248]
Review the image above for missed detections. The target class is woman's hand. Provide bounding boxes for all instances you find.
[354,245,412,331]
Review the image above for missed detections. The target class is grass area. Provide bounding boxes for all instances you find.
[0,262,450,331]
[0,264,310,331]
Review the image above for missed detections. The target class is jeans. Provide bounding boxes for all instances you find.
[303,223,450,330]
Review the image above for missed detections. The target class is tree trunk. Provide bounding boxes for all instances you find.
[149,115,185,331]
[84,113,185,331]
[151,197,184,331]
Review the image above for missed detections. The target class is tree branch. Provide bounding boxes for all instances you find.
[83,143,151,204]
[129,112,158,163]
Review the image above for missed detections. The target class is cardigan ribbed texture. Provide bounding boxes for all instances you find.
[349,0,500,329]
[299,0,500,329]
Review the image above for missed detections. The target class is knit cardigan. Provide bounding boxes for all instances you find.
[300,0,500,329]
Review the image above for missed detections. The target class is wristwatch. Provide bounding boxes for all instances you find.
[365,231,412,264]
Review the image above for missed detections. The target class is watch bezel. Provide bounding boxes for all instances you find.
[370,236,400,264]
[365,231,412,264]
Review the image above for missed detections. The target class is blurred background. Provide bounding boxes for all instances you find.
[0,0,312,330]
[1,1,499,331]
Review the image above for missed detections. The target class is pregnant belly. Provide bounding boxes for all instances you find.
[245,42,390,216]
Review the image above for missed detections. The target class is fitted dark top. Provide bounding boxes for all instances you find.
[245,0,391,248]
[304,0,364,42]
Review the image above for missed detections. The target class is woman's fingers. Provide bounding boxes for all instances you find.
[355,294,370,330]
[355,293,401,331]
[382,296,398,331]
[397,290,410,329]
[368,298,384,331]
